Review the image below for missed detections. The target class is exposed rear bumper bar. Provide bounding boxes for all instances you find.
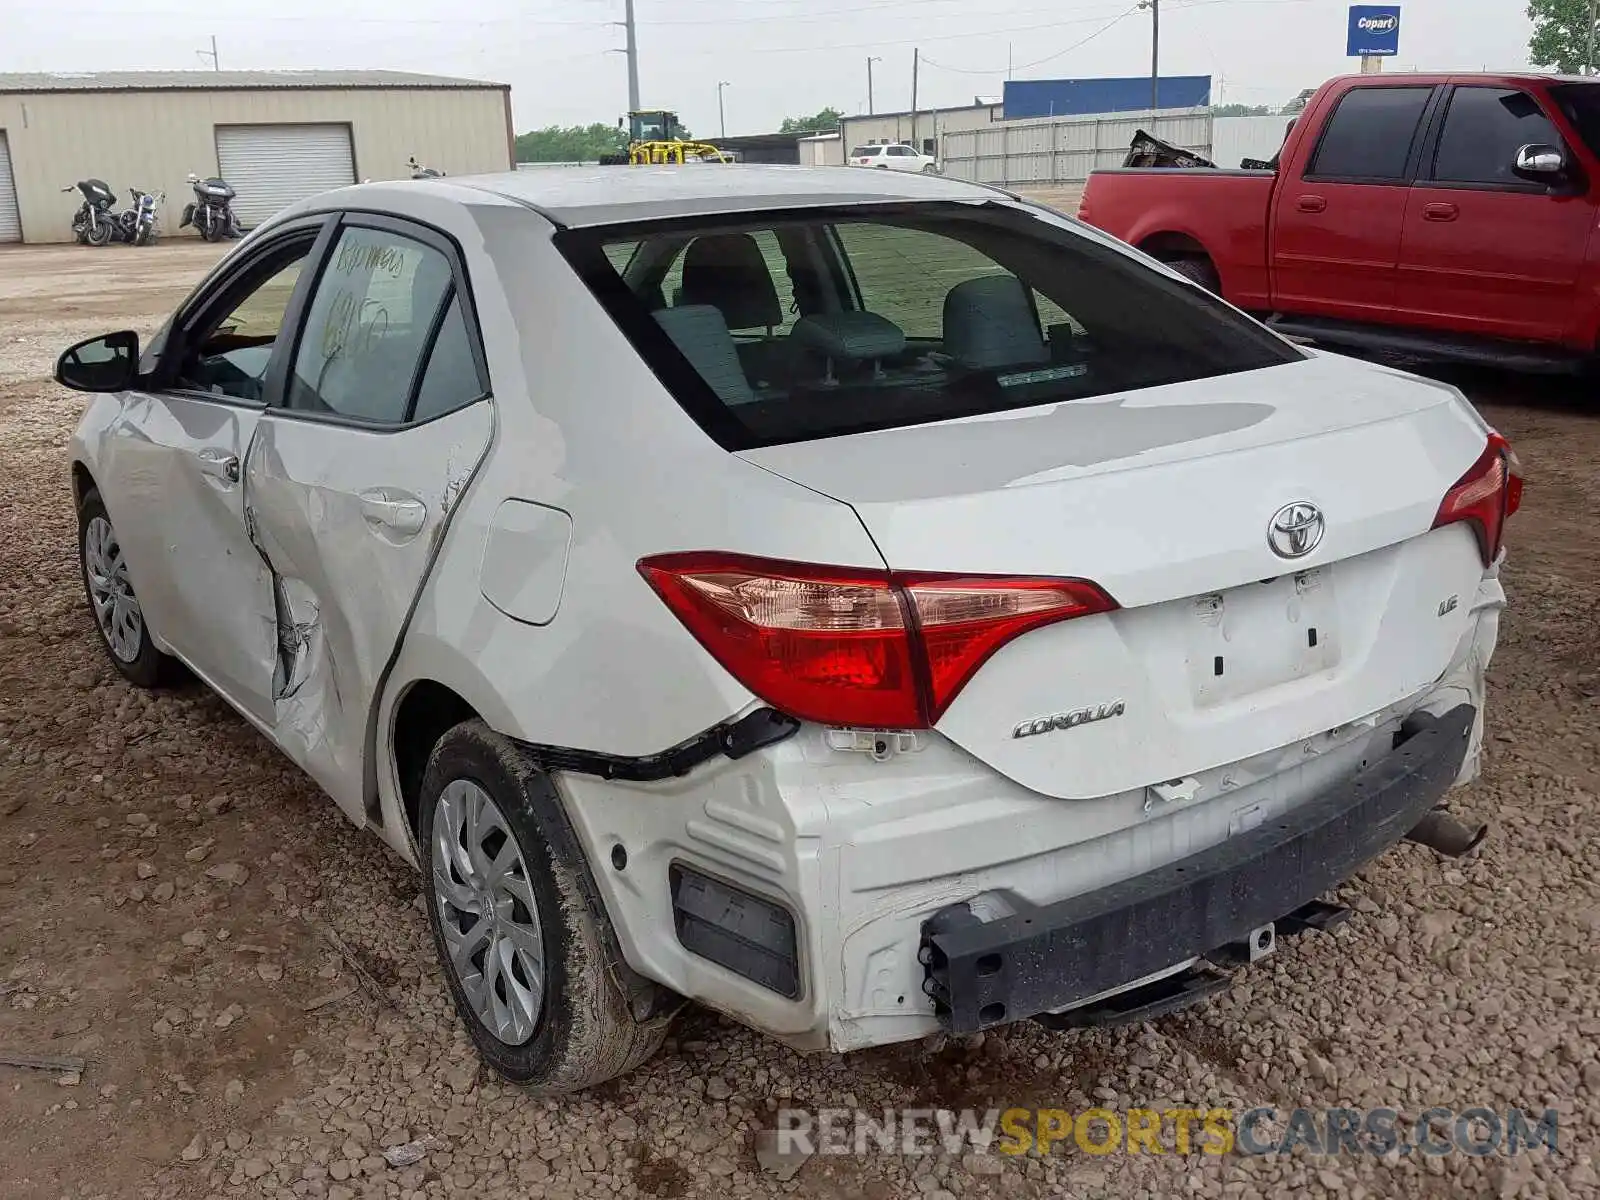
[920,703,1476,1033]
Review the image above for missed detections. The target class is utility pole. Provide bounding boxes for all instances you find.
[198,35,220,71]
[866,56,881,115]
[1139,0,1159,110]
[910,47,920,148]
[717,80,730,138]
[623,0,640,112]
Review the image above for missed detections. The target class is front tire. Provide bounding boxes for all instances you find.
[77,490,176,687]
[85,219,113,247]
[420,721,670,1094]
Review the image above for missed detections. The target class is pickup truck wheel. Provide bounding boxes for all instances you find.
[1165,256,1220,294]
[420,720,671,1094]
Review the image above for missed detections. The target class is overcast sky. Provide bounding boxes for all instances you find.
[2,0,1537,136]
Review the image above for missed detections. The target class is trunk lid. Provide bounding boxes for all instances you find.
[740,354,1493,799]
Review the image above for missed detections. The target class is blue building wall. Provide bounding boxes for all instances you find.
[1003,76,1212,119]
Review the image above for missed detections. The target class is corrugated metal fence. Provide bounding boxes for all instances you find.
[939,110,1293,188]
[940,107,1212,187]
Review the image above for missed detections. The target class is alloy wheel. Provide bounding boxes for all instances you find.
[431,779,546,1045]
[83,515,143,663]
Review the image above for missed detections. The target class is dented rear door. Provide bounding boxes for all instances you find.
[242,216,494,823]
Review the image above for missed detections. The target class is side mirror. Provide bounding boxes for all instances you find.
[1514,143,1566,179]
[56,331,140,393]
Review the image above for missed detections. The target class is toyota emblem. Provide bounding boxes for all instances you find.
[1267,501,1325,559]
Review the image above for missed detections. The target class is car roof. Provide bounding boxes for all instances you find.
[1327,70,1595,87]
[440,164,1000,228]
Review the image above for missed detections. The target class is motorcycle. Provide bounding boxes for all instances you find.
[63,179,119,247]
[408,155,444,179]
[179,173,242,242]
[112,187,163,246]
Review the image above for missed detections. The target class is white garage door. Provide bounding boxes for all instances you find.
[0,131,21,243]
[215,124,356,228]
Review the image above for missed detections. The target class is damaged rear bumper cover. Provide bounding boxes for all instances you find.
[920,703,1476,1034]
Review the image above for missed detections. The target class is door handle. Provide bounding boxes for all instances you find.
[358,490,427,536]
[1422,201,1459,222]
[1296,195,1327,213]
[195,449,239,483]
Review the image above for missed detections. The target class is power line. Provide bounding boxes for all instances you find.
[917,0,1312,76]
[921,6,1142,75]
[638,0,1134,26]
[673,10,1155,58]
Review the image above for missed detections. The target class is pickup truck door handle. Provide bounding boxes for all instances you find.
[1422,201,1460,222]
[1296,195,1327,213]
[195,449,239,483]
[358,489,428,537]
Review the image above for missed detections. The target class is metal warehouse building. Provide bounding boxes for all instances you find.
[0,70,512,244]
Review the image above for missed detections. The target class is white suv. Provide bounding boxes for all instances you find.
[850,142,939,172]
[59,165,1514,1093]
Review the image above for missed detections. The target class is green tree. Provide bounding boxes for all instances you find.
[1211,103,1275,117]
[514,123,628,164]
[779,107,844,135]
[1528,0,1599,73]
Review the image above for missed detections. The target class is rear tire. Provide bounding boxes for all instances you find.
[420,720,671,1094]
[1164,256,1220,294]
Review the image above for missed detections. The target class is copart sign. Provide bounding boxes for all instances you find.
[1346,5,1401,56]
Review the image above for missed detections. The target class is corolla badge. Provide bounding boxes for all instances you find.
[1267,501,1325,560]
[1013,700,1126,740]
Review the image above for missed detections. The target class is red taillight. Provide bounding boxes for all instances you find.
[638,553,1117,729]
[1432,431,1523,566]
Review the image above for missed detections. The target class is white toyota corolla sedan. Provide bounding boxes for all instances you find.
[58,165,1517,1093]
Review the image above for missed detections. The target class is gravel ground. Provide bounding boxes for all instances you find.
[0,241,1597,1200]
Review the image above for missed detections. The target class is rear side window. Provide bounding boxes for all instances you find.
[559,204,1300,450]
[1431,87,1562,186]
[1552,83,1600,158]
[287,224,484,425]
[1307,86,1432,181]
[289,226,453,423]
[849,146,875,158]
[411,296,485,423]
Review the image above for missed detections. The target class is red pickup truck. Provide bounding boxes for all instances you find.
[1078,73,1600,370]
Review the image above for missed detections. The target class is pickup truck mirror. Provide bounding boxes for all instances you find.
[56,331,139,393]
[1514,143,1566,179]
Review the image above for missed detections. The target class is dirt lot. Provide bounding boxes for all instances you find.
[0,240,1597,1200]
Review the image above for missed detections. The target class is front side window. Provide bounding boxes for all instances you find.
[288,225,454,424]
[1431,87,1563,186]
[176,241,312,401]
[561,204,1300,449]
[1307,86,1432,181]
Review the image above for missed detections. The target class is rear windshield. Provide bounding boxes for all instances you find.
[557,202,1301,450]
